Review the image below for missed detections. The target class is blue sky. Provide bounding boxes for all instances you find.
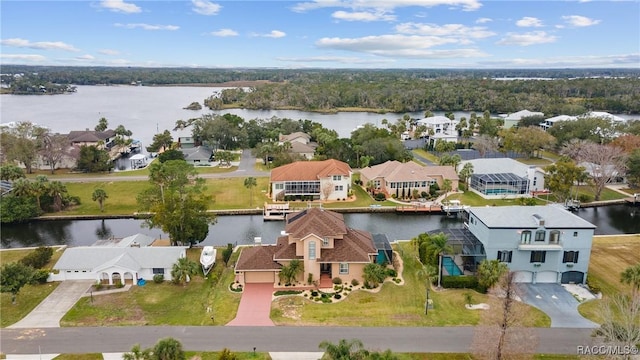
[1,0,639,68]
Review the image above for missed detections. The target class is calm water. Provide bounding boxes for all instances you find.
[1,205,638,249]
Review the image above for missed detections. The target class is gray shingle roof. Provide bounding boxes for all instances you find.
[468,205,596,229]
[54,247,186,271]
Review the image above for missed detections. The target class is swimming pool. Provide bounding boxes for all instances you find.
[442,256,463,276]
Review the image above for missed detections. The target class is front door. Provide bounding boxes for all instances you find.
[320,263,331,276]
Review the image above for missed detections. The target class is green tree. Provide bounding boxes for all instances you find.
[152,337,185,360]
[39,132,73,174]
[123,344,151,360]
[544,158,586,203]
[0,261,35,304]
[319,338,369,360]
[442,179,453,193]
[217,151,234,166]
[620,264,640,298]
[501,126,556,158]
[458,162,474,184]
[626,149,640,188]
[243,177,257,207]
[0,194,39,223]
[46,180,68,212]
[95,117,109,132]
[76,145,113,173]
[279,259,304,285]
[0,164,26,181]
[20,246,53,269]
[477,259,509,291]
[146,130,174,153]
[218,348,239,360]
[222,243,234,266]
[171,257,199,285]
[363,263,387,288]
[92,188,108,212]
[138,160,216,246]
[158,149,185,163]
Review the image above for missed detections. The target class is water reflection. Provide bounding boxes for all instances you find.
[94,220,113,239]
[1,220,73,248]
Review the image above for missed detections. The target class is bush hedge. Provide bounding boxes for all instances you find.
[441,275,479,290]
[20,246,54,269]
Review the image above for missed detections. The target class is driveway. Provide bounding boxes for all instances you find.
[226,283,275,326]
[9,280,94,328]
[517,283,599,328]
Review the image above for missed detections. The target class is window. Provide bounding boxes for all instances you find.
[153,268,165,275]
[550,230,560,244]
[421,181,427,187]
[333,175,341,181]
[497,250,512,263]
[335,185,343,191]
[275,183,284,190]
[530,251,546,263]
[563,251,579,263]
[391,183,396,189]
[535,230,545,242]
[322,237,329,247]
[339,263,349,274]
[309,241,316,260]
[573,231,578,237]
[521,231,532,244]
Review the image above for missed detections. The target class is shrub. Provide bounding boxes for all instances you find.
[334,293,342,300]
[391,194,397,199]
[333,285,342,291]
[394,278,401,284]
[386,268,397,278]
[587,276,601,294]
[441,276,478,290]
[153,274,164,283]
[30,269,50,284]
[95,281,103,290]
[421,191,429,198]
[311,290,318,297]
[332,277,342,284]
[274,290,303,296]
[374,192,386,201]
[307,273,313,285]
[20,246,54,269]
[115,282,125,288]
[351,279,360,286]
[578,194,593,203]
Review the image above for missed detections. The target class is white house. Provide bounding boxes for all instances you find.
[415,116,458,145]
[269,159,352,201]
[500,109,544,129]
[51,234,187,285]
[539,115,578,131]
[464,205,596,284]
[460,158,545,199]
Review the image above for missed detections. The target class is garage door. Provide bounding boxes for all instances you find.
[244,271,275,283]
[561,271,584,284]
[513,271,533,283]
[536,271,558,283]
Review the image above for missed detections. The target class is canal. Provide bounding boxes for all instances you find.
[1,204,638,249]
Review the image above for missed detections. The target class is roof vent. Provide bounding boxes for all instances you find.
[254,237,262,245]
[532,214,545,226]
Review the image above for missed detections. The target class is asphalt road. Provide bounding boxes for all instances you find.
[0,326,596,355]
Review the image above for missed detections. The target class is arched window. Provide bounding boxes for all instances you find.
[550,230,560,244]
[521,231,532,244]
[535,230,545,242]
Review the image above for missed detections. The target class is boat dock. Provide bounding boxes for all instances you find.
[395,204,443,213]
[263,202,301,221]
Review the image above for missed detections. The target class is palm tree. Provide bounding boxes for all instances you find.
[10,178,32,197]
[319,338,368,360]
[279,259,304,285]
[31,175,49,211]
[92,188,108,212]
[243,177,257,207]
[458,162,474,184]
[363,263,387,288]
[152,337,185,360]
[424,233,452,288]
[477,259,509,290]
[47,180,67,212]
[620,264,640,297]
[123,344,151,360]
[171,257,198,285]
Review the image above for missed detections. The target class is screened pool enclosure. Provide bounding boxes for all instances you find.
[470,173,529,196]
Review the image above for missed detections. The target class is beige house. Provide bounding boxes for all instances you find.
[234,208,378,286]
[270,159,352,201]
[359,160,459,197]
[67,129,116,150]
[279,132,317,159]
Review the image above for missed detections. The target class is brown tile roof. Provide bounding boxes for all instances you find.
[289,141,317,154]
[422,165,459,180]
[67,129,115,143]
[285,208,347,239]
[235,245,281,271]
[359,160,435,183]
[270,159,351,181]
[319,229,377,263]
[273,236,302,261]
[279,132,311,143]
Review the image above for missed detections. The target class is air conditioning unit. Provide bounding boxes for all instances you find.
[533,263,542,267]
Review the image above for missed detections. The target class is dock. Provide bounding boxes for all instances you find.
[263,202,299,221]
[395,205,443,213]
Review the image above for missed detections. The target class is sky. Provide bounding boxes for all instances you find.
[1,0,639,69]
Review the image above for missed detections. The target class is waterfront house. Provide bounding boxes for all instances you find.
[539,115,578,131]
[459,158,545,199]
[500,109,544,129]
[180,145,214,165]
[359,160,458,197]
[269,159,351,201]
[50,233,186,285]
[278,132,317,159]
[461,205,596,284]
[67,129,116,150]
[415,116,458,146]
[234,207,378,286]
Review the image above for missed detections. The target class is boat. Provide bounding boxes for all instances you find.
[200,246,217,276]
[441,200,470,215]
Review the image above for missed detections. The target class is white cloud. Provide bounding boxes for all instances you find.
[292,0,482,12]
[99,0,141,14]
[475,17,492,24]
[252,30,286,38]
[192,0,221,15]
[114,23,180,31]
[75,54,95,61]
[316,34,487,58]
[276,56,395,65]
[210,29,239,37]
[0,38,80,52]
[496,31,557,46]
[516,17,544,27]
[332,10,396,22]
[0,54,47,62]
[395,22,495,39]
[99,49,120,56]
[478,53,639,68]
[562,15,601,27]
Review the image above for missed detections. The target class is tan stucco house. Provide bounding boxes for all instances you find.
[270,159,352,201]
[234,207,378,286]
[359,160,459,197]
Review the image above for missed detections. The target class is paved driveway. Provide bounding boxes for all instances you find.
[227,283,275,326]
[517,283,599,328]
[9,280,94,328]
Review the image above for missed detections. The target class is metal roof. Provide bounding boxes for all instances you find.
[473,172,527,183]
[467,205,597,229]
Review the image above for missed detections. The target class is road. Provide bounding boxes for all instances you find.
[51,149,268,183]
[0,326,596,355]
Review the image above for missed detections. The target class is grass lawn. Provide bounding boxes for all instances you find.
[61,248,242,327]
[517,157,552,166]
[539,186,630,203]
[207,177,270,209]
[445,191,547,207]
[270,243,550,327]
[323,184,396,208]
[61,181,147,215]
[412,149,439,164]
[578,234,640,323]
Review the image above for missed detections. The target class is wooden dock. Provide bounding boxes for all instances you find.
[395,205,443,213]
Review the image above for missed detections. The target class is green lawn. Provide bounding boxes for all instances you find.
[323,184,396,208]
[517,157,553,166]
[270,243,550,327]
[538,186,630,203]
[445,191,547,207]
